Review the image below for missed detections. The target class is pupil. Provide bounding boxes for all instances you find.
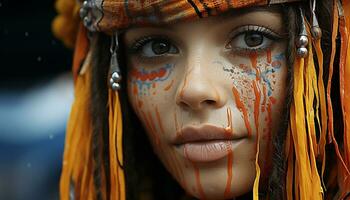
[245,33,263,47]
[152,40,170,55]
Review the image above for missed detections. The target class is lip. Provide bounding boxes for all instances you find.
[173,124,246,162]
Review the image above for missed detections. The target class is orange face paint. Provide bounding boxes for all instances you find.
[155,106,165,135]
[192,163,206,200]
[224,150,233,199]
[261,85,267,113]
[232,86,252,137]
[170,149,187,191]
[250,53,260,80]
[133,83,138,95]
[130,67,167,81]
[253,81,261,154]
[270,96,277,104]
[225,107,233,135]
[147,111,158,137]
[159,142,175,176]
[239,63,250,72]
[137,100,143,108]
[140,110,160,146]
[267,49,272,64]
[163,79,175,91]
[261,92,274,181]
[153,106,187,190]
[180,68,194,99]
[272,60,282,69]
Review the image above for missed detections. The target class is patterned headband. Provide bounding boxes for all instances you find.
[80,0,303,33]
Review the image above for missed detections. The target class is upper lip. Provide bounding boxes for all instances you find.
[173,124,245,145]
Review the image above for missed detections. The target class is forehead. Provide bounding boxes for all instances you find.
[123,6,284,37]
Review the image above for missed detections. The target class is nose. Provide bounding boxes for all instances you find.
[176,58,226,111]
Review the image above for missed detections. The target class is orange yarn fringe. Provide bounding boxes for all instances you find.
[60,71,126,200]
[60,67,96,200]
[60,22,125,200]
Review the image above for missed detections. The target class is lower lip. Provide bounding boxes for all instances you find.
[182,140,242,162]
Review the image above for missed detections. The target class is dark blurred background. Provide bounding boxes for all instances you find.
[0,0,74,199]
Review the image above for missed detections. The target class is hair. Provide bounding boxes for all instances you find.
[89,2,336,199]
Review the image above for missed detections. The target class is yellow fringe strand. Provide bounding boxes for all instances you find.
[287,41,323,199]
[286,125,294,199]
[313,38,327,189]
[108,89,126,200]
[253,108,261,200]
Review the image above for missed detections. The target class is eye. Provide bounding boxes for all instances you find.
[229,31,271,50]
[226,25,283,54]
[131,37,179,58]
[244,32,264,47]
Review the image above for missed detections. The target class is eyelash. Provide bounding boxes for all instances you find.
[129,35,169,54]
[227,25,284,55]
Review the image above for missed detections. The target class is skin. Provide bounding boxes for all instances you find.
[124,7,288,200]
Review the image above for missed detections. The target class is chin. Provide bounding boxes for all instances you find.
[180,160,256,200]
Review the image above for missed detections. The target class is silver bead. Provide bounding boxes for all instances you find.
[83,16,92,26]
[297,47,308,58]
[111,72,121,82]
[296,35,309,47]
[111,82,121,91]
[79,7,88,18]
[109,78,115,86]
[82,1,90,9]
[312,27,322,40]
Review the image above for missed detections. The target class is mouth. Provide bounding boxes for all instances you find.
[173,124,246,162]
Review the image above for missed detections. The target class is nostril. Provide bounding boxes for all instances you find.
[205,100,216,105]
[178,99,217,110]
[179,101,189,109]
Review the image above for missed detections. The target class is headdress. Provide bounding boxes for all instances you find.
[52,0,350,199]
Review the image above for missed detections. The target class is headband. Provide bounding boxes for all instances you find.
[80,0,303,33]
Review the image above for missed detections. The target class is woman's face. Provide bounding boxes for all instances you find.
[124,7,288,200]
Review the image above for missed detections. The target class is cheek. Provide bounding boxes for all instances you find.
[126,63,178,147]
[127,63,176,105]
[256,52,288,178]
[220,51,288,147]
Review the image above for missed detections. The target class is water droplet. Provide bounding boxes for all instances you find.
[26,163,31,168]
[24,32,29,37]
[49,134,54,139]
[37,56,42,62]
